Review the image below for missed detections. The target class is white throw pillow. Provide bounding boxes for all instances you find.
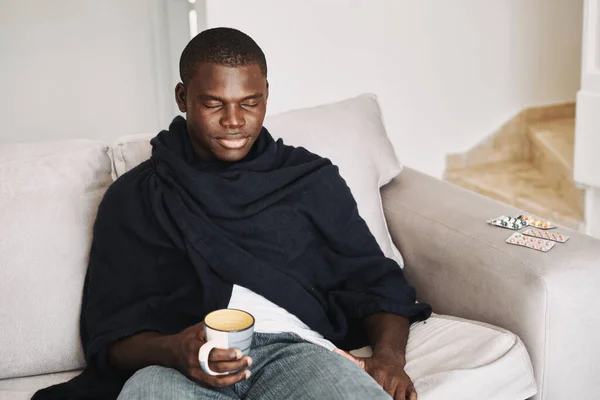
[111,94,404,265]
[0,140,112,379]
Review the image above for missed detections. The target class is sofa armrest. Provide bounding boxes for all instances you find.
[381,167,600,400]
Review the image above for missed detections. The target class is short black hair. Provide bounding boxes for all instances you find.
[179,27,268,86]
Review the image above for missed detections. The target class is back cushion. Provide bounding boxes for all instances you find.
[111,94,404,265]
[0,140,112,379]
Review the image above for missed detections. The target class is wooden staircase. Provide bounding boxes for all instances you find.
[445,105,584,231]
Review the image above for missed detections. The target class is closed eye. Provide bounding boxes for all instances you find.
[242,103,259,108]
[203,104,222,109]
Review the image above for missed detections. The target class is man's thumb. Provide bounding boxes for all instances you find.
[195,322,206,339]
[333,348,365,368]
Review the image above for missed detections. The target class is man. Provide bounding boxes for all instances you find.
[34,27,431,400]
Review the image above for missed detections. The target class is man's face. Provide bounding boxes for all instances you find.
[175,63,268,162]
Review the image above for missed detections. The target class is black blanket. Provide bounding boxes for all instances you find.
[33,117,431,399]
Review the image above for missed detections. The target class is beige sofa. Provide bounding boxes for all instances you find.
[1,94,597,400]
[383,168,600,400]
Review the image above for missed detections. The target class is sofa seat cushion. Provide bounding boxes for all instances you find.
[352,314,537,400]
[1,315,536,400]
[111,94,404,265]
[408,315,536,399]
[0,370,82,400]
[0,140,113,379]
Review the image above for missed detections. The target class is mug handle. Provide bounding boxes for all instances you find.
[198,340,227,376]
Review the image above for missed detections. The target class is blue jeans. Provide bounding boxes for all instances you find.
[117,332,390,400]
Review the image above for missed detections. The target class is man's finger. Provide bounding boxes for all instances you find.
[407,385,418,400]
[381,378,396,397]
[209,356,252,373]
[392,382,406,400]
[210,369,251,388]
[208,347,243,362]
[333,348,367,369]
[187,321,205,337]
[191,367,250,388]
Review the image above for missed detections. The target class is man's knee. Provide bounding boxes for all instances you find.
[117,366,182,399]
[273,343,390,399]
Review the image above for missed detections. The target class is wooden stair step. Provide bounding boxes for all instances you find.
[528,118,575,172]
[527,117,584,215]
[445,161,584,230]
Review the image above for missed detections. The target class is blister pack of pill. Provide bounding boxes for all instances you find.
[506,232,555,252]
[522,228,569,243]
[520,215,555,229]
[487,215,529,230]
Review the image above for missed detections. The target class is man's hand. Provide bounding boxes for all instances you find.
[334,348,417,400]
[167,322,252,388]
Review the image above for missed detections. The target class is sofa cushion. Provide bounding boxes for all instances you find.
[0,315,537,400]
[0,140,112,379]
[111,94,404,265]
[351,314,537,400]
[0,370,82,400]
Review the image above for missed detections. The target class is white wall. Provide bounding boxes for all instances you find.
[0,0,583,178]
[0,0,184,144]
[575,0,600,238]
[205,0,583,178]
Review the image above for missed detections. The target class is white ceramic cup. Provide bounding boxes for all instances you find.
[198,309,255,376]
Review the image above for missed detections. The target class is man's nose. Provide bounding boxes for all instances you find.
[220,104,246,130]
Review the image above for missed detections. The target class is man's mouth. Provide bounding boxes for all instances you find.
[215,136,250,150]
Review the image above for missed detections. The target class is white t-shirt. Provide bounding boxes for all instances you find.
[227,284,336,351]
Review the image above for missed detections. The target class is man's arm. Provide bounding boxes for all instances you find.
[107,322,252,387]
[363,312,409,366]
[356,312,417,400]
[108,332,177,373]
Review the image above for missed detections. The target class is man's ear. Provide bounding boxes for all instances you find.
[265,80,269,101]
[175,83,187,113]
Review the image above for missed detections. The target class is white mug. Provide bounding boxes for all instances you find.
[198,309,255,376]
